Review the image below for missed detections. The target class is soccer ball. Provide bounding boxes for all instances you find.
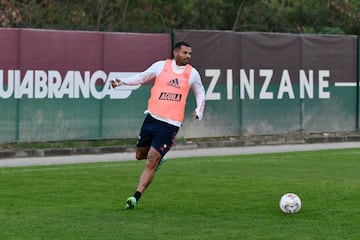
[279,193,301,213]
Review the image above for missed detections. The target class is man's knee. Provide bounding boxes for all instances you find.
[136,147,149,160]
[135,152,146,160]
[145,159,158,171]
[145,147,162,170]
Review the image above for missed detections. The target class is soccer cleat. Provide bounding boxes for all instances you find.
[156,156,167,171]
[125,196,137,210]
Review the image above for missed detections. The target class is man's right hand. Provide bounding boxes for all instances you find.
[110,79,122,88]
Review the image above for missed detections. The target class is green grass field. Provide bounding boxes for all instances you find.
[1,148,359,240]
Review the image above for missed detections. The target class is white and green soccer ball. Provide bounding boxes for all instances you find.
[279,193,301,213]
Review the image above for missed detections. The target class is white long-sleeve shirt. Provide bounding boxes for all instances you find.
[119,59,206,127]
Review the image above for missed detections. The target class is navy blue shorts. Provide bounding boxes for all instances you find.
[137,114,179,156]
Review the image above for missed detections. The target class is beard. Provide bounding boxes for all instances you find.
[178,57,190,66]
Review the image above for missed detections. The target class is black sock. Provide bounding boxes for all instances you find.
[134,191,142,202]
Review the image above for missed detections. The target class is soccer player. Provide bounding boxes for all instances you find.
[110,41,206,209]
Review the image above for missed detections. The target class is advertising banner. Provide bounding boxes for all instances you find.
[0,28,358,142]
[0,28,170,142]
[175,30,358,136]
